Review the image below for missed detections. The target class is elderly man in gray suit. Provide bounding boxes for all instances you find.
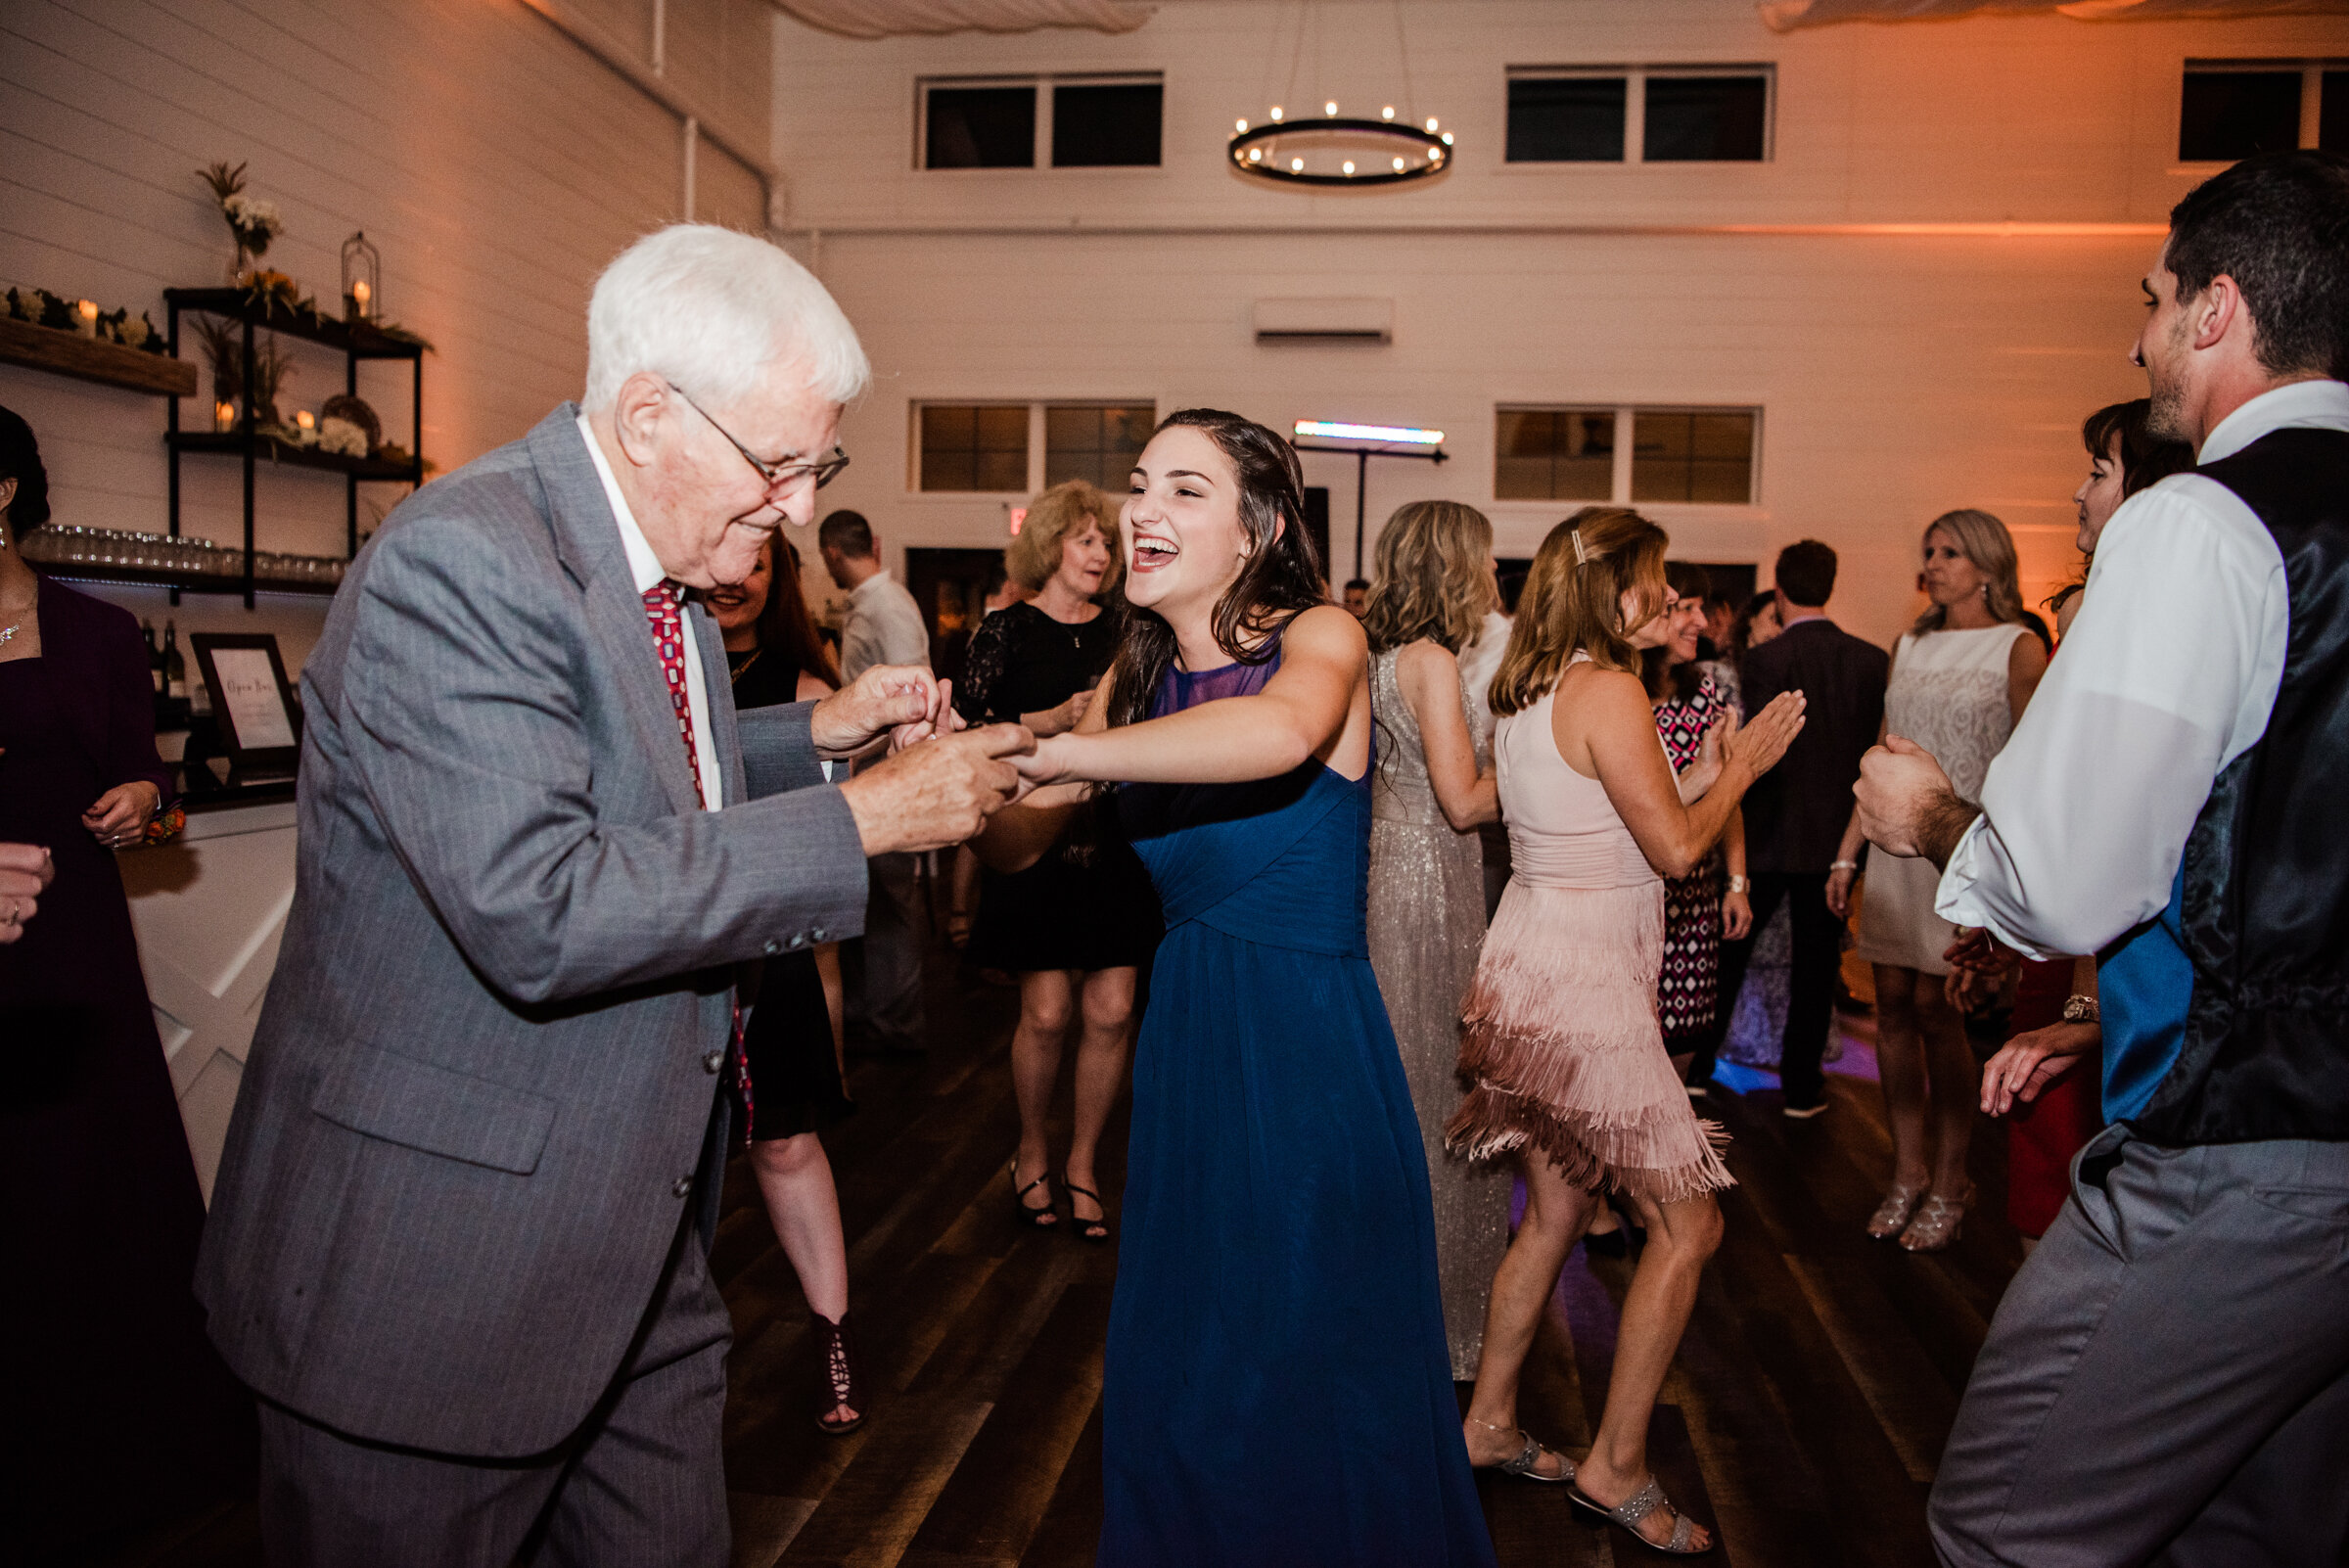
[196,225,1031,1565]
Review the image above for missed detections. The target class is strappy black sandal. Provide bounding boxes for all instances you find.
[1009,1159,1058,1229]
[1059,1174,1112,1244]
[812,1311,865,1436]
[1465,1416,1573,1483]
[1570,1475,1712,1553]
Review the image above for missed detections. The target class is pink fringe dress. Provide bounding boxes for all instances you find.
[1447,657,1734,1204]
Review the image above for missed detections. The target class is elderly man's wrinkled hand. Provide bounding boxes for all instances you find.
[812,664,944,757]
[836,723,1036,856]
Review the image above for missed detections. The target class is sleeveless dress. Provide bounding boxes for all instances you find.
[1448,656,1734,1202]
[1652,673,1729,1046]
[1101,640,1496,1568]
[1855,623,2030,976]
[1365,645,1506,1382]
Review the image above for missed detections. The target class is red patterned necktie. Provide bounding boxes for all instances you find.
[641,579,754,1131]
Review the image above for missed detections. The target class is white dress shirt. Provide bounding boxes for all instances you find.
[841,569,932,682]
[576,414,723,811]
[1935,380,2349,958]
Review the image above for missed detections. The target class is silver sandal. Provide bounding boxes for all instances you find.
[1865,1181,1926,1241]
[1570,1475,1711,1553]
[1465,1416,1573,1483]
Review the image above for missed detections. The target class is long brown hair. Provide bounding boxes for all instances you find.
[1104,408,1327,728]
[1489,507,1668,717]
[757,536,842,690]
[1911,508,2022,636]
[1359,500,1494,656]
[1641,559,1714,704]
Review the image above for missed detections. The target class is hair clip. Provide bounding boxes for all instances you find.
[1570,529,1589,566]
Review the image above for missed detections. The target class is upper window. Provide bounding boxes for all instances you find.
[921,75,1163,170]
[2181,61,2349,161]
[1496,406,1758,507]
[1506,67,1773,163]
[915,401,1157,492]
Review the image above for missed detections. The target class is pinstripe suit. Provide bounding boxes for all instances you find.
[197,406,869,1561]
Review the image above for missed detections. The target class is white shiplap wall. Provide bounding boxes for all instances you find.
[2,0,769,665]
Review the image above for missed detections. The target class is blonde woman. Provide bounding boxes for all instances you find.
[953,480,1159,1240]
[1829,508,2047,1251]
[1450,509,1803,1550]
[1359,501,1505,1382]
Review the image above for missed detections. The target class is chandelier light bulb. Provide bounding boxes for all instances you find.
[1382,106,1395,120]
[1248,148,1262,161]
[1325,101,1338,115]
[1425,116,1439,132]
[1392,156,1405,170]
[1236,117,1248,132]
[1269,106,1284,121]
[1342,160,1356,174]
[1441,132,1453,145]
[1291,157,1304,171]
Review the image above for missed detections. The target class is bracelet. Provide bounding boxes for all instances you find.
[2061,994,2100,1026]
[1726,875,1749,895]
[1830,859,1859,871]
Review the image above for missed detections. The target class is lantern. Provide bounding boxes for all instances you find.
[341,231,381,323]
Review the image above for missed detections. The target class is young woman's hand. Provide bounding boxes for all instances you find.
[1980,1024,2097,1116]
[1722,886,1753,940]
[1825,863,1858,919]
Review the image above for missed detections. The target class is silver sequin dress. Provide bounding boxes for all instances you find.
[1367,646,1509,1381]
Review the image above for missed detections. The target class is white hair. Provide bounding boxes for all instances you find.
[583,224,869,414]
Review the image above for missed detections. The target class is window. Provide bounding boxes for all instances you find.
[2181,61,2349,161]
[1496,406,1758,506]
[919,405,1029,491]
[921,74,1163,170]
[915,401,1157,491]
[1505,67,1772,163]
[1046,404,1156,488]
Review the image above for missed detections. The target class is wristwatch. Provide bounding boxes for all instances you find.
[2061,994,2100,1026]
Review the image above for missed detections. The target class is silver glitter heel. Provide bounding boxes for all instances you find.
[1569,1475,1710,1554]
[1465,1417,1573,1483]
[1865,1182,1926,1241]
[1900,1183,1975,1253]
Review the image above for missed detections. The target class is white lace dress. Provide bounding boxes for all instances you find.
[1855,623,2031,975]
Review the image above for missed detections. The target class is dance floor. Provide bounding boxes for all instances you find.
[113,939,2022,1568]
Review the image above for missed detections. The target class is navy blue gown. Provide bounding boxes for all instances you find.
[1098,641,1495,1568]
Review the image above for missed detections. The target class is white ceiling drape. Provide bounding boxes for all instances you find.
[1761,0,2349,25]
[773,0,1150,37]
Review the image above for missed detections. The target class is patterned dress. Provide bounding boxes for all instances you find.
[1653,673,1727,1046]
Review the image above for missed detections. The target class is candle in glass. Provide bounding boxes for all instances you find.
[73,300,99,338]
[214,400,236,433]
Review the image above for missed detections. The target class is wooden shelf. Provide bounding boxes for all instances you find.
[0,316,199,396]
[168,431,423,483]
[163,287,425,360]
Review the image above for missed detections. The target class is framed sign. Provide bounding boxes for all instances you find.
[191,632,301,776]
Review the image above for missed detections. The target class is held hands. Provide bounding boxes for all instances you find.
[836,722,1036,857]
[82,782,161,850]
[1723,691,1806,781]
[1980,1023,2096,1117]
[1940,926,2019,1014]
[811,665,957,758]
[0,841,55,943]
[1854,735,1958,859]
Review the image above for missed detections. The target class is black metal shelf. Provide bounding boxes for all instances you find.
[164,286,425,607]
[42,565,340,598]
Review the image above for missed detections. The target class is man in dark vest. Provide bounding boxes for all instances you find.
[1856,149,2349,1566]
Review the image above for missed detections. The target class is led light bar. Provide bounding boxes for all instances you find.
[1293,420,1446,445]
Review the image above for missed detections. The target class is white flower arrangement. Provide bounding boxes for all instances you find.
[221,192,283,252]
[316,417,370,458]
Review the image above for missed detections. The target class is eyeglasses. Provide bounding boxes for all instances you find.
[669,383,850,494]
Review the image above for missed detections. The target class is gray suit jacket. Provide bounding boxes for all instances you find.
[197,406,869,1457]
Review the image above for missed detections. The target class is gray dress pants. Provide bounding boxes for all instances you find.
[1930,1122,2349,1568]
[845,849,927,1049]
[254,1232,731,1568]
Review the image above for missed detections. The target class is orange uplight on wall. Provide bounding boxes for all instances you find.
[1008,506,1028,536]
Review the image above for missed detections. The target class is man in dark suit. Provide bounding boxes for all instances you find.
[198,225,1032,1565]
[1694,539,1887,1115]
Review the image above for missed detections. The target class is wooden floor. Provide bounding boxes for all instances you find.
[114,945,2021,1568]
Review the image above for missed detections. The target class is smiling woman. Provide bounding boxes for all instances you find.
[976,409,1497,1568]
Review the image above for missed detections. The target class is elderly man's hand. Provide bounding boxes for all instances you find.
[1855,734,1978,870]
[0,842,56,945]
[837,723,1036,856]
[811,664,951,758]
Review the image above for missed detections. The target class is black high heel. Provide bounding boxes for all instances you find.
[1060,1174,1112,1244]
[812,1311,865,1436]
[1009,1160,1058,1229]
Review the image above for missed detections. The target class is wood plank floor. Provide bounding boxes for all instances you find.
[108,945,2021,1568]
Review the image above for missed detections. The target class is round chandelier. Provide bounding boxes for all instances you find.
[1228,102,1453,188]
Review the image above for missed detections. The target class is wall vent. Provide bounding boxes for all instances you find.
[1253,297,1393,346]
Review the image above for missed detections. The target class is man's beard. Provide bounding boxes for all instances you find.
[2143,316,2195,443]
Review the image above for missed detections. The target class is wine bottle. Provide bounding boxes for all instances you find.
[163,622,186,702]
